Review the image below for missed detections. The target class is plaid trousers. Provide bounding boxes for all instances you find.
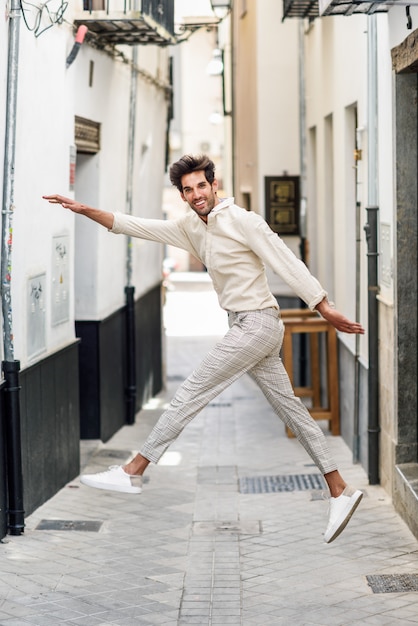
[140,307,338,475]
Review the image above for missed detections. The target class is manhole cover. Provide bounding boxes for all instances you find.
[367,574,418,593]
[239,473,326,493]
[36,520,103,531]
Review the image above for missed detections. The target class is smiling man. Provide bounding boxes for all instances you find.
[44,154,364,544]
[180,171,219,220]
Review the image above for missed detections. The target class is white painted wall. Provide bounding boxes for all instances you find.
[304,14,370,357]
[302,7,415,356]
[254,1,303,298]
[3,2,170,367]
[256,1,300,205]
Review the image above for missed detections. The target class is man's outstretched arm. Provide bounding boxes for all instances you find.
[43,194,114,230]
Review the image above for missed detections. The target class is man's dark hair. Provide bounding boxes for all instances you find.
[169,154,215,192]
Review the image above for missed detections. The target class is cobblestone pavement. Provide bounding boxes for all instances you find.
[0,274,417,625]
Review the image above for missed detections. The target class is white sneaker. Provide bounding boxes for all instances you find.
[80,465,142,494]
[324,486,363,543]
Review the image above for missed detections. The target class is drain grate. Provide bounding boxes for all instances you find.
[239,473,326,494]
[94,449,132,459]
[367,574,418,593]
[208,402,232,408]
[36,520,103,531]
[193,520,261,535]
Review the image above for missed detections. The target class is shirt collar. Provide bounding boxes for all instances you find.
[210,197,234,216]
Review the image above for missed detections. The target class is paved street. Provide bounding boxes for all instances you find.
[1,274,417,625]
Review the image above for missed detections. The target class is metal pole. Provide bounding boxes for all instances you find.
[3,360,24,535]
[298,19,307,247]
[366,14,380,485]
[298,19,308,386]
[125,46,138,425]
[365,206,379,484]
[1,0,24,535]
[353,200,361,463]
[1,0,20,361]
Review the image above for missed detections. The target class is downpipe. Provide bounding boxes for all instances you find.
[124,46,138,425]
[298,20,308,387]
[125,286,136,425]
[1,1,24,534]
[366,14,380,485]
[353,201,362,463]
[2,361,24,535]
[364,206,380,485]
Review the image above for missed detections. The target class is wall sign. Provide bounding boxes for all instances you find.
[51,234,70,326]
[28,273,46,358]
[264,176,300,236]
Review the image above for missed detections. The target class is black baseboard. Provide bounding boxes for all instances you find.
[76,284,163,441]
[135,285,163,407]
[19,342,80,518]
[0,380,7,539]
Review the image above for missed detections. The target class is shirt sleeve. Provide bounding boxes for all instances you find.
[244,213,327,310]
[110,212,196,253]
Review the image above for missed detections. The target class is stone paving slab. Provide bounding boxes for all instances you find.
[1,279,418,625]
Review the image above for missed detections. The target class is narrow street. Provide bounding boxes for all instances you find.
[0,274,417,625]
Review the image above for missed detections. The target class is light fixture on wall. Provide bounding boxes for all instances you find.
[206,48,224,76]
[209,111,223,125]
[210,0,231,19]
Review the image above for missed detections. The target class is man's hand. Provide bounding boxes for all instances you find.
[43,194,86,213]
[316,298,365,335]
[43,194,114,229]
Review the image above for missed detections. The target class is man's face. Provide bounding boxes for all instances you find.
[180,170,219,222]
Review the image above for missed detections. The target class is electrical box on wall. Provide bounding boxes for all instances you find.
[27,273,46,358]
[51,235,70,326]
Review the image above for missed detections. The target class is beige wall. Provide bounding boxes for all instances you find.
[378,298,396,492]
[232,0,259,211]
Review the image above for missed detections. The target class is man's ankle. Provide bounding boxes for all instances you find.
[124,455,150,476]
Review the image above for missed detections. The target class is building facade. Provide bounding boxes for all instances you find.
[0,0,174,536]
[229,0,417,537]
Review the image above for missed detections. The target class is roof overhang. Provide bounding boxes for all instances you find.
[319,0,388,16]
[283,0,389,19]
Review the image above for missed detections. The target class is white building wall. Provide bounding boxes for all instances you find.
[256,0,301,298]
[256,1,300,195]
[4,3,170,367]
[305,14,369,358]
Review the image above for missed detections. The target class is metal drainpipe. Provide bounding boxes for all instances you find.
[353,199,361,463]
[365,14,380,485]
[1,0,24,535]
[124,45,138,425]
[298,19,308,386]
[364,206,379,484]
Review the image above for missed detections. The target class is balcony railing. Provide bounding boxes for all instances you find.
[318,0,388,15]
[75,0,175,46]
[283,0,388,18]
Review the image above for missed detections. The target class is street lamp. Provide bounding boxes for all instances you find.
[206,48,224,76]
[210,0,231,19]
